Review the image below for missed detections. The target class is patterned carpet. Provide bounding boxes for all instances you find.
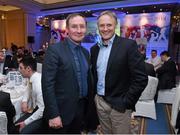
[84,104,174,134]
[131,103,175,134]
[131,116,146,134]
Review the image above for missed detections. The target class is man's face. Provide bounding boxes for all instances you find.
[98,14,116,43]
[19,63,29,78]
[151,51,157,58]
[161,55,166,62]
[66,16,87,44]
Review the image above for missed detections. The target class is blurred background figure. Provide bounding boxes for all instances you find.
[0,91,18,134]
[0,51,5,74]
[146,50,162,71]
[156,51,177,90]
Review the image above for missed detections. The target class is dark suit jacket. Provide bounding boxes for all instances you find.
[3,55,12,75]
[0,91,17,134]
[176,110,180,133]
[42,38,93,126]
[145,62,156,77]
[156,58,177,89]
[2,55,18,75]
[90,35,148,111]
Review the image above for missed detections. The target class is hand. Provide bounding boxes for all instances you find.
[49,116,63,129]
[21,102,28,113]
[16,121,26,131]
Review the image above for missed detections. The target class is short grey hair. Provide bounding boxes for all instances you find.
[97,10,118,25]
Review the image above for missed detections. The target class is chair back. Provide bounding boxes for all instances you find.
[0,111,7,134]
[171,86,180,128]
[139,76,158,100]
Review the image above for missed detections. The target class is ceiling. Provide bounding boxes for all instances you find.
[33,0,74,4]
[0,5,19,11]
[0,0,179,16]
[0,0,119,12]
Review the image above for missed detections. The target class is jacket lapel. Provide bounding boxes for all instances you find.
[81,47,90,68]
[106,35,120,73]
[93,45,100,68]
[63,39,77,79]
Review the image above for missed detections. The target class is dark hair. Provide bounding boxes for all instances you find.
[151,50,157,53]
[20,56,37,71]
[66,13,87,27]
[160,51,169,57]
[38,51,45,56]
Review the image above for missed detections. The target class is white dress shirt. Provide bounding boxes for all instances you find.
[146,56,162,70]
[0,62,4,74]
[96,35,115,96]
[22,72,44,125]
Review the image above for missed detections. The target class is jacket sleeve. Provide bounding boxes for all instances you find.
[5,93,16,120]
[123,41,148,109]
[42,45,60,120]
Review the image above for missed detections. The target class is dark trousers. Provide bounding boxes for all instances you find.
[15,107,41,134]
[20,119,44,134]
[47,98,87,134]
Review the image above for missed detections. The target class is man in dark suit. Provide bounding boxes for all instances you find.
[145,62,156,77]
[0,91,18,134]
[139,50,156,77]
[156,51,177,90]
[90,11,148,134]
[42,13,94,134]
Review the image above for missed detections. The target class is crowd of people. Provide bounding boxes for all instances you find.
[0,10,179,134]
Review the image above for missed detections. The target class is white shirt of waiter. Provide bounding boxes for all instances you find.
[22,72,44,125]
[146,55,162,70]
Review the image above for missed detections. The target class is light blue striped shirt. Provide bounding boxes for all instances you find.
[97,35,115,96]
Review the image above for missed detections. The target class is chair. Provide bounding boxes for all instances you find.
[171,86,180,134]
[37,63,42,73]
[134,76,158,120]
[157,88,176,104]
[0,111,8,134]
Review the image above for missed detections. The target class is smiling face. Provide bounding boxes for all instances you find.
[66,15,87,44]
[98,14,117,44]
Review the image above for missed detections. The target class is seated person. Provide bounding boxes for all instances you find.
[146,50,162,70]
[139,49,156,77]
[0,51,5,74]
[0,91,18,134]
[145,62,156,77]
[15,56,44,133]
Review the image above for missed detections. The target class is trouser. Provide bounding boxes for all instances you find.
[15,106,42,134]
[47,98,87,134]
[95,94,131,134]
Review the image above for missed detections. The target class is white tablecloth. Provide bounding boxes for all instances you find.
[0,84,27,121]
